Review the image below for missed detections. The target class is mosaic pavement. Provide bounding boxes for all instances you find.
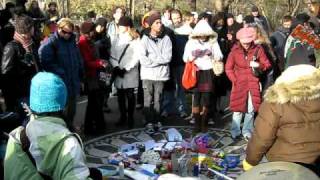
[84,126,247,179]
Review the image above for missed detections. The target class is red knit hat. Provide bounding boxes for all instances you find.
[146,11,161,26]
[236,27,256,43]
[80,21,95,34]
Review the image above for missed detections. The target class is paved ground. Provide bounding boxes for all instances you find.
[74,92,233,141]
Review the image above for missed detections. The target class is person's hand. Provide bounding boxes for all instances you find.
[113,66,121,76]
[189,56,196,62]
[249,61,260,68]
[80,82,85,92]
[227,33,233,41]
[118,68,127,78]
[100,60,108,68]
[242,159,254,171]
[50,16,58,22]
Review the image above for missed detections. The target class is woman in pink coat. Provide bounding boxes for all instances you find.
[225,27,271,140]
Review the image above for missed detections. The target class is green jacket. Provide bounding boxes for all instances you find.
[4,116,91,180]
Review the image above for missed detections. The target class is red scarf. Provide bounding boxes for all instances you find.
[13,32,33,52]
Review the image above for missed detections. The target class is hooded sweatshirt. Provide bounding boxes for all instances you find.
[4,116,91,180]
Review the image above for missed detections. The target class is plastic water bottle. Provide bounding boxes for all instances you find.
[119,162,124,178]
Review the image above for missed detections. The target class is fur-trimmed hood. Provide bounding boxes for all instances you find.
[264,65,320,104]
[190,19,218,42]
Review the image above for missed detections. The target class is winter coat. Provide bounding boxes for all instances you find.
[214,26,229,58]
[171,24,192,67]
[4,116,91,180]
[139,32,172,81]
[183,38,223,70]
[184,19,223,70]
[1,40,38,109]
[78,35,104,79]
[39,32,83,97]
[270,27,290,71]
[225,43,271,112]
[94,33,111,61]
[246,68,320,166]
[106,21,118,43]
[0,22,14,48]
[110,32,140,89]
[254,15,270,34]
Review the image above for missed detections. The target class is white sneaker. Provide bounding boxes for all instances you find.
[189,118,195,124]
[145,123,154,134]
[180,112,188,118]
[243,134,251,142]
[156,122,164,132]
[161,111,169,118]
[208,119,214,125]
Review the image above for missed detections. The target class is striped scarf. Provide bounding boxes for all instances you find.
[13,32,39,72]
[13,32,33,52]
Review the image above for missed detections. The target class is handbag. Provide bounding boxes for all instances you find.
[212,60,224,76]
[182,61,197,90]
[250,47,263,77]
[109,44,130,83]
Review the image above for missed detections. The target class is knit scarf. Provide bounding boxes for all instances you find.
[13,32,33,53]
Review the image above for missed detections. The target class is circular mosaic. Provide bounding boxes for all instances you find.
[84,126,247,179]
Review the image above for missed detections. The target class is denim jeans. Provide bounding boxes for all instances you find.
[143,80,164,123]
[162,66,187,115]
[172,65,187,114]
[230,92,254,138]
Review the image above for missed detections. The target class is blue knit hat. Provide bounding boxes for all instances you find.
[30,72,67,113]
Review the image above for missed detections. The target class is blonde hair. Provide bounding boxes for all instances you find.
[57,18,74,30]
[253,24,270,45]
[128,28,140,40]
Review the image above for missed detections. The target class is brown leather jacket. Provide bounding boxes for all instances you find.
[246,67,320,166]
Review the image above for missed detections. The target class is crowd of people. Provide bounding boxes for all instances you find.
[1,0,320,179]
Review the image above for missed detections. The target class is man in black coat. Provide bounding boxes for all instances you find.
[1,16,38,114]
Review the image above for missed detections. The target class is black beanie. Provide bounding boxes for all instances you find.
[95,17,108,27]
[118,16,133,28]
[80,21,95,34]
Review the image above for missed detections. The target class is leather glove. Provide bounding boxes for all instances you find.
[118,68,127,78]
[113,66,121,76]
[242,159,254,171]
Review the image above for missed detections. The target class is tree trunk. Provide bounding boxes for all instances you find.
[172,0,176,9]
[214,0,232,13]
[130,0,135,20]
[188,0,196,11]
[66,0,70,17]
[291,0,302,16]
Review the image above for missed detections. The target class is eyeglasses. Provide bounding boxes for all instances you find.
[61,29,73,35]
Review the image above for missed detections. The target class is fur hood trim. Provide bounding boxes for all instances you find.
[190,20,218,42]
[264,65,320,104]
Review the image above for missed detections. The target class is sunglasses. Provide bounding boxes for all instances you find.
[61,29,73,35]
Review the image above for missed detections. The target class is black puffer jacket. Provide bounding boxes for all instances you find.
[1,40,38,110]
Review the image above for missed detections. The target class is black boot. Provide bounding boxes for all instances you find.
[116,89,127,127]
[127,88,136,129]
[201,114,208,133]
[193,113,201,134]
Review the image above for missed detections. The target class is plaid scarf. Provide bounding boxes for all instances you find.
[13,32,33,53]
